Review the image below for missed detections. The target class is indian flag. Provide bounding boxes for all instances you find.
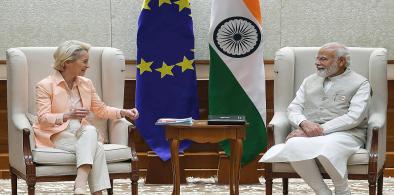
[208,0,266,165]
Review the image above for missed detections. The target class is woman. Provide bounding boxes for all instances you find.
[33,40,139,194]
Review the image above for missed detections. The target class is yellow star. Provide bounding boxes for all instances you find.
[174,0,190,12]
[159,0,171,7]
[142,0,151,10]
[137,58,153,75]
[156,62,175,78]
[176,56,194,72]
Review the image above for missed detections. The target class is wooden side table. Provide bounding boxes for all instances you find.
[165,120,246,195]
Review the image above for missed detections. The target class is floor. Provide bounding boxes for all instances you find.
[0,177,394,194]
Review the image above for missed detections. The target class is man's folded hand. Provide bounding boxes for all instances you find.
[299,120,324,137]
[286,129,308,142]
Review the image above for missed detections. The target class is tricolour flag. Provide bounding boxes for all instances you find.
[208,0,266,165]
[136,0,199,161]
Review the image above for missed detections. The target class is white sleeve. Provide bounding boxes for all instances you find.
[321,81,371,134]
[287,80,308,128]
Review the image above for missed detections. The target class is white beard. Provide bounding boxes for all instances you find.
[317,62,339,77]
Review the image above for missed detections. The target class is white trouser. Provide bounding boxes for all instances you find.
[51,124,110,193]
[290,156,351,195]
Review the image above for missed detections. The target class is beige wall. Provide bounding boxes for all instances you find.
[1,0,393,60]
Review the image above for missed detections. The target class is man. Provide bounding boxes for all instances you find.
[260,42,371,195]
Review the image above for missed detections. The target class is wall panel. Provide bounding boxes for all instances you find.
[0,0,112,59]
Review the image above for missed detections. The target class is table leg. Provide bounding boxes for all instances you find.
[170,139,180,195]
[230,141,235,195]
[234,139,243,195]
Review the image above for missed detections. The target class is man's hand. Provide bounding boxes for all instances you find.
[286,129,307,142]
[121,108,139,120]
[299,120,324,137]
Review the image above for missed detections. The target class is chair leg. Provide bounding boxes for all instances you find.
[131,160,139,195]
[132,179,138,195]
[265,177,273,195]
[107,179,114,195]
[26,175,36,195]
[377,173,383,195]
[282,178,288,195]
[368,179,377,195]
[10,170,17,195]
[27,183,36,195]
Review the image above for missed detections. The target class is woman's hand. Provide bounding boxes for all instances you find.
[120,108,139,120]
[63,108,90,122]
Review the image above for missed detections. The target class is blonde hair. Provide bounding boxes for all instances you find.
[53,40,91,71]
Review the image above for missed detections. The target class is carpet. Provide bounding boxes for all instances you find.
[0,177,393,194]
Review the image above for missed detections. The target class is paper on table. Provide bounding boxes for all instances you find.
[155,117,193,125]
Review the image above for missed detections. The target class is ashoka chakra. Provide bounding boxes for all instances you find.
[213,16,261,58]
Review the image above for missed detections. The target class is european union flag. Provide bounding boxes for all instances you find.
[135,0,199,161]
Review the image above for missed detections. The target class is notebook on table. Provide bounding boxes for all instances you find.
[207,115,246,125]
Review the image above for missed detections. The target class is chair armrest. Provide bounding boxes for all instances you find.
[13,113,32,131]
[128,125,138,161]
[368,127,379,175]
[108,118,132,146]
[367,112,386,172]
[22,128,35,167]
[8,112,36,173]
[108,118,138,162]
[12,113,36,150]
[128,125,139,182]
[368,112,386,130]
[268,112,291,146]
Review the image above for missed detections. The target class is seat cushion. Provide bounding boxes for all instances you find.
[348,148,369,165]
[272,148,370,174]
[32,144,132,165]
[36,162,132,177]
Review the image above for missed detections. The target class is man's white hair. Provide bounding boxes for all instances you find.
[321,42,350,67]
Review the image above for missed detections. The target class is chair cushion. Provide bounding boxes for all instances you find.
[348,148,369,165]
[32,144,132,165]
[272,162,369,175]
[36,162,132,177]
[272,148,370,173]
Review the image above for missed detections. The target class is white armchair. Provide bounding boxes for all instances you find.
[264,47,387,195]
[7,47,139,195]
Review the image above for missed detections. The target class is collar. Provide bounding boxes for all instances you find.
[327,68,351,82]
[52,71,81,86]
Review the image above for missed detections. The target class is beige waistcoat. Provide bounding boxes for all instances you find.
[303,70,368,142]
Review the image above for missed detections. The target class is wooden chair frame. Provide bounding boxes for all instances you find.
[10,125,139,195]
[264,124,384,195]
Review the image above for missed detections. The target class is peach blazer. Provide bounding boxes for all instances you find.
[33,71,121,148]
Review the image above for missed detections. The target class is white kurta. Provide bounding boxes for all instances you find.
[260,70,371,177]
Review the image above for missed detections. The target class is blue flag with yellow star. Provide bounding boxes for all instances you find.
[135,0,199,161]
